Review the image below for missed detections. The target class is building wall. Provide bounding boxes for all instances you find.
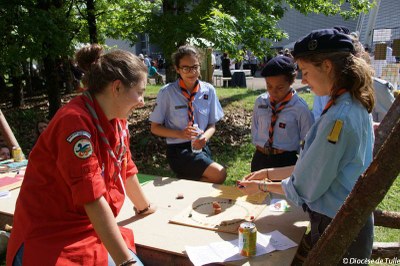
[274,4,358,49]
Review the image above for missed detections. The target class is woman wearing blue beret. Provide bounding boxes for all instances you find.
[239,29,375,264]
[250,56,314,171]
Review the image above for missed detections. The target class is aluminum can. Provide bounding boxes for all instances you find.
[12,146,23,162]
[238,221,257,256]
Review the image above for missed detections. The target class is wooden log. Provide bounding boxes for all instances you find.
[371,242,400,259]
[304,99,400,265]
[374,210,400,229]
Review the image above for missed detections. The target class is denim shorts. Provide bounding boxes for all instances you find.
[167,142,214,180]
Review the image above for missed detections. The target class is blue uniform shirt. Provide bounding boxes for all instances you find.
[312,95,329,120]
[251,91,314,152]
[149,80,224,144]
[282,92,374,218]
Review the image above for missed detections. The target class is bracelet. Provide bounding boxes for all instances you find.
[119,257,136,266]
[265,169,272,182]
[258,180,268,193]
[134,203,151,215]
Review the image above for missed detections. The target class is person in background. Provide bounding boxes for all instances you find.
[148,61,164,85]
[239,29,375,264]
[251,56,314,172]
[7,44,155,266]
[149,44,226,184]
[36,119,48,138]
[0,146,10,161]
[221,52,232,87]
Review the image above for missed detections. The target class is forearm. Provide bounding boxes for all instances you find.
[150,122,185,139]
[203,124,216,140]
[84,197,131,265]
[268,165,295,181]
[125,174,151,211]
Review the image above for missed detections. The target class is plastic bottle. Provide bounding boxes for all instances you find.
[191,124,202,153]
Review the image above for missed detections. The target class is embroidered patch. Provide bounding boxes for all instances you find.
[175,105,187,109]
[73,138,93,159]
[67,131,91,143]
[258,104,269,109]
[279,122,286,129]
[204,94,209,100]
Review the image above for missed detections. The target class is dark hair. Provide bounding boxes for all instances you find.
[171,45,202,67]
[75,44,148,94]
[36,118,49,136]
[295,52,375,113]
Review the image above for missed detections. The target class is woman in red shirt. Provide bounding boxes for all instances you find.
[7,44,155,266]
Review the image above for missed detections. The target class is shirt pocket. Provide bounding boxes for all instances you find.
[257,108,271,131]
[274,116,298,144]
[169,105,188,128]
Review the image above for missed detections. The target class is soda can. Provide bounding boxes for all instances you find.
[238,221,257,256]
[12,146,23,162]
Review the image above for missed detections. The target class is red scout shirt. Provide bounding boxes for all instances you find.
[7,94,138,266]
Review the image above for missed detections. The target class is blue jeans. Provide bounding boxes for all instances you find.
[13,244,144,266]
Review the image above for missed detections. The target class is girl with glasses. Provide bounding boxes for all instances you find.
[149,44,226,184]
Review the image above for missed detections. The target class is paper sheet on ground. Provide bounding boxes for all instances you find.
[185,230,297,266]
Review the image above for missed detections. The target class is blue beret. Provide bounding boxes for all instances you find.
[333,26,350,35]
[292,29,354,57]
[261,56,296,77]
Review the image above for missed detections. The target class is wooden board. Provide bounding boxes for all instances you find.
[169,192,267,234]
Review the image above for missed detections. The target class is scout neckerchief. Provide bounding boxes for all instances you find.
[83,91,127,182]
[268,89,294,148]
[320,88,347,116]
[179,79,200,125]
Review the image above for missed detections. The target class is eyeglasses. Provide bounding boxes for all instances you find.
[179,65,200,74]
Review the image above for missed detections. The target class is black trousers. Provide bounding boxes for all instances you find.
[304,206,374,266]
[251,149,297,172]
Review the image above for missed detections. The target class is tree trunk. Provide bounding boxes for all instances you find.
[86,0,98,44]
[10,65,24,108]
[304,99,400,265]
[373,210,400,229]
[43,56,61,119]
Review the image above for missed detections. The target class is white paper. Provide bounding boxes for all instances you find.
[0,190,10,199]
[268,230,298,250]
[185,245,222,266]
[185,230,297,266]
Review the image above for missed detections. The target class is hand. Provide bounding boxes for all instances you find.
[243,169,267,181]
[191,134,207,150]
[237,180,261,195]
[134,203,157,216]
[181,125,203,140]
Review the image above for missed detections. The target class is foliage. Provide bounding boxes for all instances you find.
[145,0,373,61]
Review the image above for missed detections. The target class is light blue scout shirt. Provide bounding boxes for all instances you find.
[312,95,329,120]
[282,92,374,218]
[149,80,224,144]
[251,91,314,152]
[372,77,395,122]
